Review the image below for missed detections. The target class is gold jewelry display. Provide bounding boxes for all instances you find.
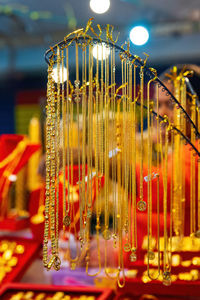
[190,93,196,236]
[0,239,25,284]
[43,19,200,286]
[147,75,161,281]
[8,291,97,300]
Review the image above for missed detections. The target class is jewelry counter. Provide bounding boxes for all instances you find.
[0,283,115,300]
[0,237,40,286]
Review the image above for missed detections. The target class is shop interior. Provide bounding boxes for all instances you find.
[1,0,200,299]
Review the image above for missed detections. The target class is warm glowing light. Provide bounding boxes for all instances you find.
[52,66,68,83]
[92,43,110,60]
[90,0,110,14]
[8,174,17,182]
[130,26,149,46]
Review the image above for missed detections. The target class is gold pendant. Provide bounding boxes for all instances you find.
[137,200,147,211]
[130,250,137,262]
[148,251,155,260]
[102,229,111,240]
[124,243,131,252]
[54,255,61,271]
[163,271,171,286]
[63,215,71,227]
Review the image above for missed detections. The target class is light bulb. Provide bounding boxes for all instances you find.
[52,65,68,83]
[130,26,149,46]
[92,43,110,60]
[90,0,110,14]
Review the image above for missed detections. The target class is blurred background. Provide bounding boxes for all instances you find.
[0,0,200,135]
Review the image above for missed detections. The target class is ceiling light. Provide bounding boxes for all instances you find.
[52,65,68,83]
[130,26,149,46]
[92,43,110,60]
[90,0,110,14]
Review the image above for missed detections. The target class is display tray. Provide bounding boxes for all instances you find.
[115,278,200,300]
[125,248,200,281]
[0,236,40,286]
[126,259,200,277]
[0,283,115,300]
[0,217,29,231]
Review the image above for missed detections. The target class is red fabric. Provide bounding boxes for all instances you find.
[0,134,40,174]
[0,218,29,231]
[0,134,40,203]
[0,134,25,161]
[16,90,46,105]
[29,188,44,242]
[12,144,40,174]
[116,278,200,299]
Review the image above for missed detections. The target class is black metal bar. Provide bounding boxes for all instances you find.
[138,102,200,157]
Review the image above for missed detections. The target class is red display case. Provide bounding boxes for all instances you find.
[115,278,200,299]
[0,217,29,231]
[124,257,200,278]
[0,283,115,300]
[0,236,40,286]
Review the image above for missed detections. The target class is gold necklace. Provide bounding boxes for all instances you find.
[43,60,57,270]
[155,83,161,278]
[55,46,61,261]
[197,106,200,236]
[190,94,196,236]
[80,45,86,246]
[130,64,137,261]
[147,78,161,280]
[163,122,171,286]
[61,49,66,232]
[137,66,146,212]
[173,75,182,238]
